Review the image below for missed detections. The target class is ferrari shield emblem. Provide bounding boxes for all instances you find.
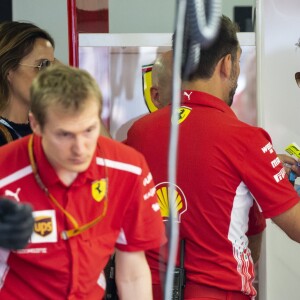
[142,64,158,113]
[178,106,192,124]
[92,179,107,202]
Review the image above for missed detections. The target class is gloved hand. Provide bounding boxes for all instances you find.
[0,197,34,250]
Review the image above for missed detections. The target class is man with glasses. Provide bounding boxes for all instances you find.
[0,64,166,299]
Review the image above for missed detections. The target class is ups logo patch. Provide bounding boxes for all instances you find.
[34,216,53,237]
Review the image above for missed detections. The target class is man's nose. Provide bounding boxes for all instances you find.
[72,136,85,154]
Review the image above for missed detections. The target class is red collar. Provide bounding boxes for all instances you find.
[32,134,100,188]
[181,90,237,118]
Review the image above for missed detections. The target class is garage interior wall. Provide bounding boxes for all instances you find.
[257,1,300,299]
[12,0,69,64]
[11,1,300,299]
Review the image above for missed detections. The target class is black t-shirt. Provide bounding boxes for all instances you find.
[0,118,32,146]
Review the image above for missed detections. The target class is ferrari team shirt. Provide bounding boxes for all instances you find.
[125,90,299,297]
[0,134,166,299]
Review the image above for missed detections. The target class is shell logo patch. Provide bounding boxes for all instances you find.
[92,179,107,202]
[155,182,187,222]
[178,106,192,124]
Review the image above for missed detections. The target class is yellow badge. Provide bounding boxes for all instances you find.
[285,142,300,158]
[92,179,107,202]
[178,106,192,124]
[142,64,158,113]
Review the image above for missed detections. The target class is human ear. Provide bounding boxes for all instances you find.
[220,54,232,79]
[29,112,42,136]
[7,70,14,83]
[150,86,162,109]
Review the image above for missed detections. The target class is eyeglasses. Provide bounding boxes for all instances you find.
[295,72,300,88]
[19,59,56,72]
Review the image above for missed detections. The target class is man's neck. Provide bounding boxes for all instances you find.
[182,80,224,101]
[56,170,78,187]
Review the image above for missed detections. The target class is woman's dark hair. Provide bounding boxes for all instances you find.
[0,21,55,111]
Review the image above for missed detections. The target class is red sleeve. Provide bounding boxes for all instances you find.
[116,154,167,252]
[240,128,300,219]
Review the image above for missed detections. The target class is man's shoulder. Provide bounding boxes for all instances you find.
[230,119,272,141]
[127,108,168,138]
[97,136,146,164]
[95,137,149,176]
[0,136,31,184]
[133,108,167,126]
[0,135,29,158]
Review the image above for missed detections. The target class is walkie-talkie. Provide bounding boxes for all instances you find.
[104,254,118,300]
[172,240,186,300]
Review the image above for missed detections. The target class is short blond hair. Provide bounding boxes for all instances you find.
[30,64,102,128]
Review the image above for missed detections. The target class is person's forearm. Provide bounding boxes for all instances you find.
[248,232,263,264]
[117,271,153,300]
[272,202,300,243]
[115,250,153,300]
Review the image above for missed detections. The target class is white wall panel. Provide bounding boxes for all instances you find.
[257,1,300,299]
[12,0,69,64]
[109,0,176,33]
[109,0,255,33]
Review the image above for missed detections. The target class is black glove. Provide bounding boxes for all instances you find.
[0,197,34,250]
